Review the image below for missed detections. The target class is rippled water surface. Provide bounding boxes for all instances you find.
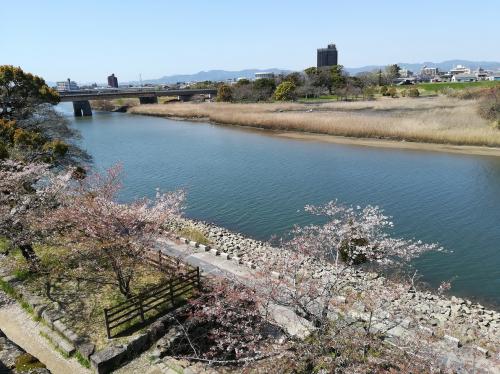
[60,104,500,307]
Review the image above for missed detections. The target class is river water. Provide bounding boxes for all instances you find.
[59,104,500,307]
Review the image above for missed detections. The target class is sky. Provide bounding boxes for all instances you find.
[4,0,500,83]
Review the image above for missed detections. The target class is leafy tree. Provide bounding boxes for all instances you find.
[330,65,347,93]
[253,78,276,91]
[283,72,303,86]
[0,65,59,120]
[273,81,296,101]
[385,64,401,84]
[216,84,233,102]
[235,78,250,86]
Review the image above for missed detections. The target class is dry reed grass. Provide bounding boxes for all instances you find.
[129,96,500,147]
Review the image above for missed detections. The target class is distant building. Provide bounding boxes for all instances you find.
[420,66,439,77]
[450,65,471,76]
[56,78,79,91]
[487,74,500,81]
[254,72,275,80]
[107,73,119,88]
[474,67,488,80]
[451,73,477,82]
[317,43,338,68]
[399,68,413,78]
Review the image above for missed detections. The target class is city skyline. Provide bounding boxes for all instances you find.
[4,0,500,82]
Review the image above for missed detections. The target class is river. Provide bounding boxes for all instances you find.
[59,104,500,308]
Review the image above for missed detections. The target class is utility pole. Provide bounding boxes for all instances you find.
[139,73,143,88]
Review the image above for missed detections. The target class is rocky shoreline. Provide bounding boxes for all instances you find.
[171,217,500,354]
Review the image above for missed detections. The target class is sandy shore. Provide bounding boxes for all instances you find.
[274,131,500,157]
[131,110,500,158]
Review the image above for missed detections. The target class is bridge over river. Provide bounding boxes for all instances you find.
[59,88,217,116]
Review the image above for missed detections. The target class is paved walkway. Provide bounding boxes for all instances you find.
[158,238,313,338]
[0,297,90,374]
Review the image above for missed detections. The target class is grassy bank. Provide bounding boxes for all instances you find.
[129,96,500,148]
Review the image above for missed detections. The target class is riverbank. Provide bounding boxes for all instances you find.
[171,217,500,354]
[128,96,500,154]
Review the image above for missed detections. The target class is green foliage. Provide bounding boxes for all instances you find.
[42,139,69,158]
[75,351,91,368]
[0,278,17,298]
[179,227,211,245]
[14,353,46,372]
[363,86,376,99]
[274,81,297,101]
[216,84,232,102]
[253,78,276,91]
[304,67,318,77]
[380,86,389,96]
[235,78,250,86]
[0,65,59,119]
[0,141,8,159]
[416,80,499,93]
[408,88,420,97]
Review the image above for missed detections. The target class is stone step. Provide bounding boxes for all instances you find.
[40,326,75,356]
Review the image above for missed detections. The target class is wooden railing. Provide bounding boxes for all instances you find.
[104,266,200,339]
[144,249,188,273]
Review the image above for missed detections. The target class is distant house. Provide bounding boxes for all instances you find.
[487,74,500,81]
[451,73,477,82]
[450,65,471,76]
[56,78,79,91]
[255,72,275,80]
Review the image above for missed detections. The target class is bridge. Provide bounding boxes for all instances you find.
[59,88,218,116]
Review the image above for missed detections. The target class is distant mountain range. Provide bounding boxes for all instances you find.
[129,60,500,84]
[125,68,292,85]
[53,60,500,87]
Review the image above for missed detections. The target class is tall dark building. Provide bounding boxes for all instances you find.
[317,43,338,68]
[107,73,118,88]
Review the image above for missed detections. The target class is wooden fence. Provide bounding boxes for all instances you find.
[104,266,200,339]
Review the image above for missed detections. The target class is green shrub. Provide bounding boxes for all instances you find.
[0,141,8,159]
[216,84,232,102]
[273,81,296,101]
[15,353,46,372]
[42,139,69,158]
[388,87,398,98]
[380,86,388,96]
[408,88,420,97]
[179,227,211,245]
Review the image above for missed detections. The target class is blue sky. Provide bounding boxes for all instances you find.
[5,0,500,83]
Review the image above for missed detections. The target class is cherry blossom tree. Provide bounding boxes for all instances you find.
[42,165,185,298]
[257,200,441,329]
[0,160,55,270]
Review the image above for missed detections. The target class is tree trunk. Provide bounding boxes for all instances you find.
[19,243,40,272]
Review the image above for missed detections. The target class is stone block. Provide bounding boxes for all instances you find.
[220,252,231,260]
[77,342,95,360]
[210,248,219,256]
[90,346,128,374]
[126,333,150,356]
[34,304,48,318]
[197,244,207,251]
[53,320,68,335]
[41,309,63,328]
[231,256,242,264]
[58,337,76,357]
[189,241,198,248]
[444,334,462,348]
[474,345,490,357]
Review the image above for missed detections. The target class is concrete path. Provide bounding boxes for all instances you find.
[0,298,90,374]
[158,238,313,338]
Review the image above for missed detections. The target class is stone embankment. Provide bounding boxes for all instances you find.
[171,218,500,356]
[0,328,50,374]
